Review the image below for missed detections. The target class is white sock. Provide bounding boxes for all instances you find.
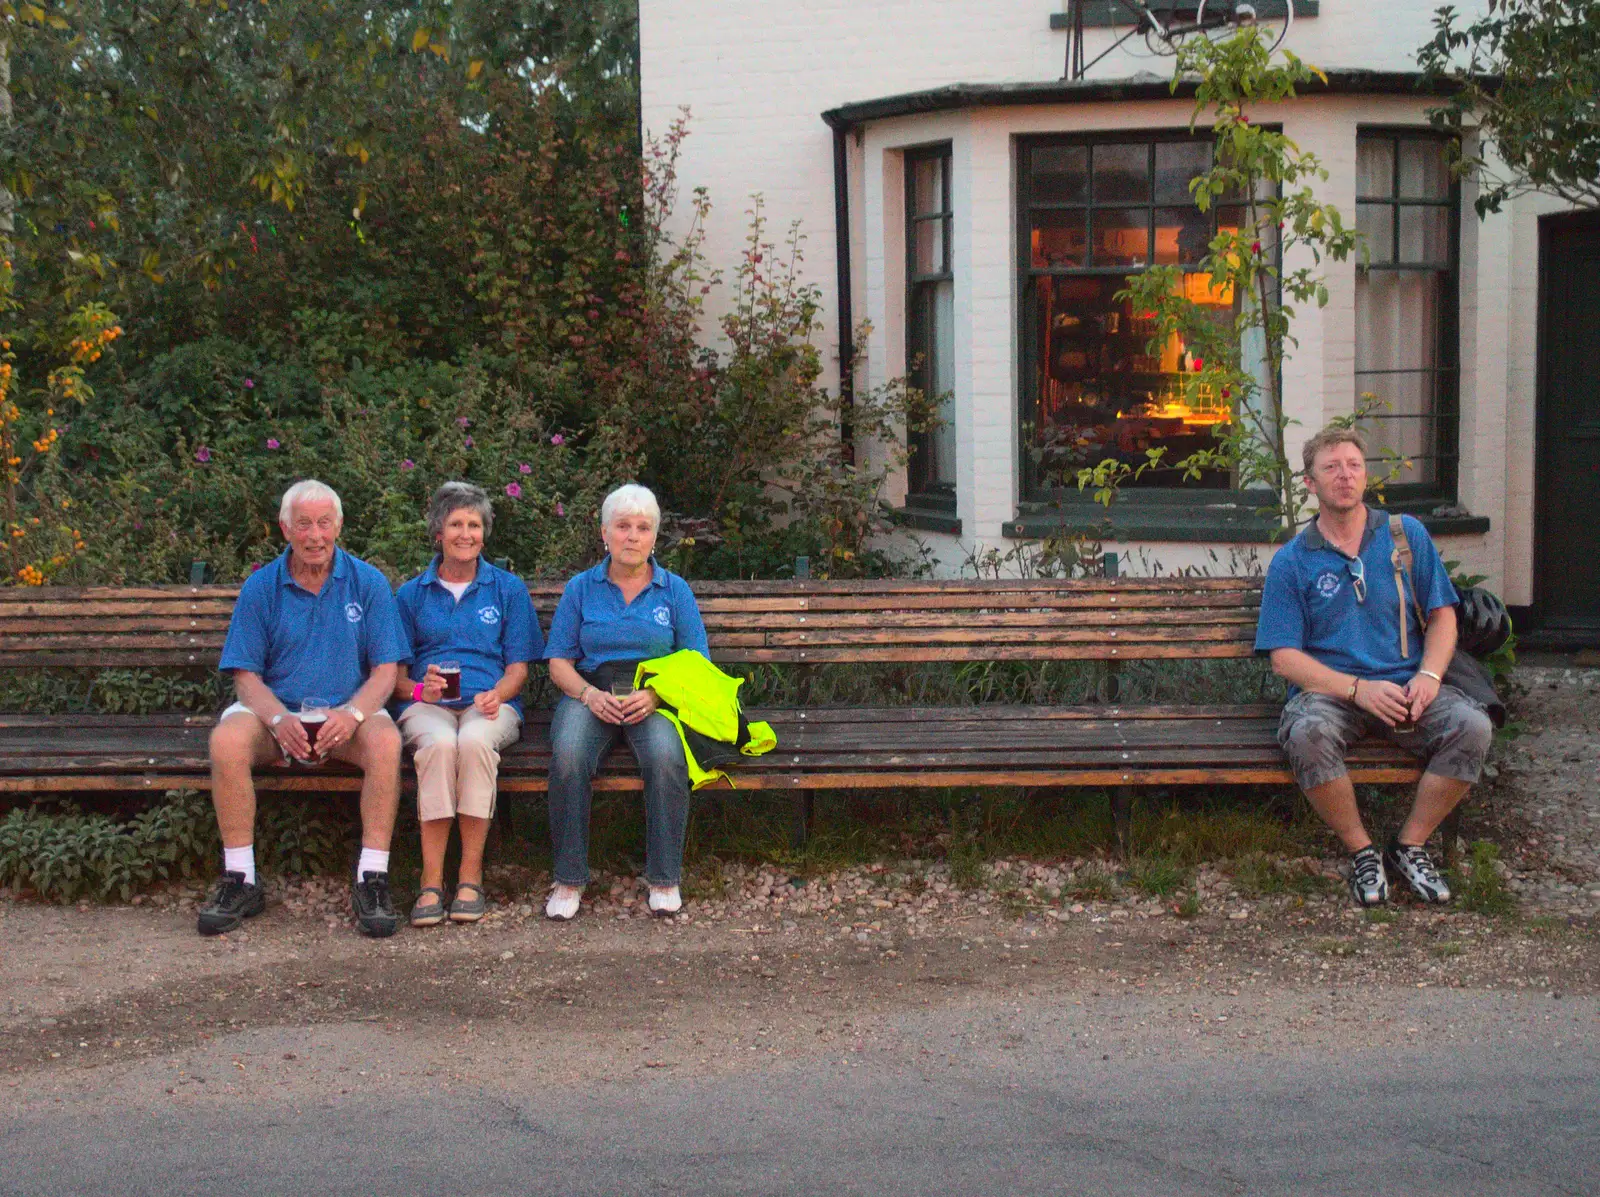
[223,845,256,887]
[356,847,390,881]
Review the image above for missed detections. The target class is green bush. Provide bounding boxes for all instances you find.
[0,789,356,903]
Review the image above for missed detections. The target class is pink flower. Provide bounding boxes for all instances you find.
[463,435,474,448]
[247,562,261,574]
[518,462,532,474]
[505,482,523,499]
[243,378,255,389]
[456,416,471,429]
[550,434,565,446]
[265,437,280,450]
[194,446,211,463]
[401,459,416,471]
[1251,241,1262,255]
[1191,357,1204,371]
[555,502,566,517]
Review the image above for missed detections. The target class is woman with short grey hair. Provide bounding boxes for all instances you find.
[541,483,708,920]
[392,482,544,926]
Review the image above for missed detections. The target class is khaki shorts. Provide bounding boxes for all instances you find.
[397,702,522,821]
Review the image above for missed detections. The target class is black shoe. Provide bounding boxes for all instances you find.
[1385,838,1452,903]
[1348,846,1390,907]
[352,871,399,938]
[197,871,265,936]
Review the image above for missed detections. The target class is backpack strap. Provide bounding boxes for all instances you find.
[1388,514,1428,659]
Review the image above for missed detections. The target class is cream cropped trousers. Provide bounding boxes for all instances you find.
[396,703,521,822]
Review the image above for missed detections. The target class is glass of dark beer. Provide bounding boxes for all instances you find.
[439,661,462,701]
[300,697,331,759]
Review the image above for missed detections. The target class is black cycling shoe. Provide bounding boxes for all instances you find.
[197,871,265,936]
[352,871,399,938]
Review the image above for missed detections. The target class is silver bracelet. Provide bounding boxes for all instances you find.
[1417,669,1443,683]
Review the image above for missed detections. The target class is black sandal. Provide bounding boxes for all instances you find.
[449,881,487,923]
[410,886,447,927]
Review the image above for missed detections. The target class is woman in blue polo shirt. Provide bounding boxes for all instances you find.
[542,483,708,922]
[393,482,542,927]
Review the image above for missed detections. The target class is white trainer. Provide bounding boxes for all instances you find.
[647,885,683,916]
[545,885,582,921]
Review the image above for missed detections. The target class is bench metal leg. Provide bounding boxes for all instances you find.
[790,789,815,851]
[1111,786,1134,860]
[1440,806,1463,870]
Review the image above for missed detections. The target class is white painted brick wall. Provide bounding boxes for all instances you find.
[641,1,1523,584]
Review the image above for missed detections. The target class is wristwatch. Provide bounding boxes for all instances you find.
[269,713,287,729]
[341,705,366,724]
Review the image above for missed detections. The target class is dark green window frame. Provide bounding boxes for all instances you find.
[906,143,955,499]
[1355,127,1461,503]
[1016,129,1254,504]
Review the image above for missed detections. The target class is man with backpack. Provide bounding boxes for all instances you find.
[1255,426,1494,906]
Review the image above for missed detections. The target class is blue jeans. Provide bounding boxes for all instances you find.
[547,697,690,887]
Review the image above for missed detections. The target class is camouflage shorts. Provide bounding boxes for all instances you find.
[1277,683,1494,793]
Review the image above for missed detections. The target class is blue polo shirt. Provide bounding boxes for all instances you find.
[1255,508,1458,693]
[393,557,543,716]
[219,548,407,708]
[543,557,708,675]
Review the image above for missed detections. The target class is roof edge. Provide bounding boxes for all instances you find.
[821,70,1469,130]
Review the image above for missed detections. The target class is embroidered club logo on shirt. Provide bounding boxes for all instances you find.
[478,605,501,626]
[344,601,364,623]
[1315,572,1342,599]
[653,605,672,627]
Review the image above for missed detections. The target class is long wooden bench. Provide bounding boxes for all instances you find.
[0,578,1434,856]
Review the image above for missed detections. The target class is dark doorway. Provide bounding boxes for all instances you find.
[1536,211,1600,633]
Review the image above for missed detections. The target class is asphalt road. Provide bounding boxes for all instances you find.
[5,988,1596,1196]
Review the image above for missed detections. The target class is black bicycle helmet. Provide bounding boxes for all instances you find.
[1456,586,1511,657]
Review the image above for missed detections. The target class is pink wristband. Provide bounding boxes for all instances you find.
[412,681,425,702]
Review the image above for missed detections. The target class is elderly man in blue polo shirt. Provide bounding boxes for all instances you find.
[1256,427,1493,907]
[199,479,408,937]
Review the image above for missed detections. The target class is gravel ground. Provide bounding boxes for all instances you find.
[1478,662,1600,916]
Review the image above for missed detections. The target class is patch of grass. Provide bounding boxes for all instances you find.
[1134,801,1316,867]
[1312,938,1357,956]
[1067,866,1120,902]
[1364,908,1398,925]
[1231,852,1334,899]
[1173,892,1202,919]
[1430,941,1465,958]
[1454,840,1517,917]
[1126,855,1188,898]
[1523,915,1566,936]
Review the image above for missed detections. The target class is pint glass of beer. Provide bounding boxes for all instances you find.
[439,661,462,701]
[300,697,331,758]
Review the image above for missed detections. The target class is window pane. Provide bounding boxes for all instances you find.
[911,155,946,217]
[1093,207,1150,267]
[1358,203,1393,264]
[1357,138,1394,198]
[1356,269,1442,486]
[1030,275,1231,491]
[1398,139,1449,200]
[1398,205,1449,266]
[1154,141,1211,203]
[1031,208,1087,269]
[1154,205,1210,265]
[1361,407,1438,486]
[1356,269,1441,373]
[1093,143,1149,203]
[913,215,947,275]
[929,280,957,486]
[1031,145,1088,204]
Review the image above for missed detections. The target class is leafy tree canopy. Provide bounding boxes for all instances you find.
[1420,0,1600,215]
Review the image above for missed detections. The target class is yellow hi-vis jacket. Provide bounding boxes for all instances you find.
[632,650,777,790]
